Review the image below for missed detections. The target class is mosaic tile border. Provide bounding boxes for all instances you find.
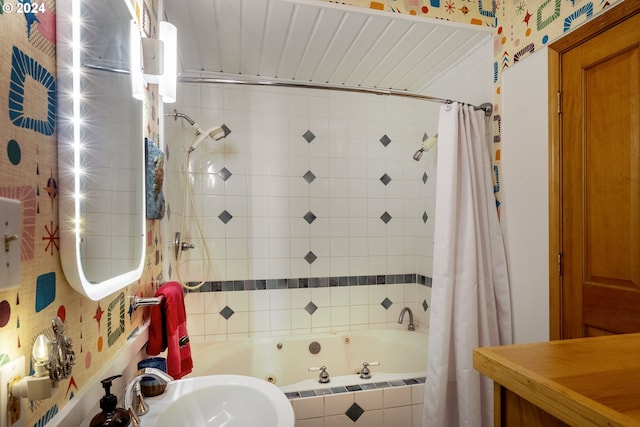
[284,376,427,399]
[186,274,432,293]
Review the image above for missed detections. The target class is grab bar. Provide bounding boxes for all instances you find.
[130,295,163,311]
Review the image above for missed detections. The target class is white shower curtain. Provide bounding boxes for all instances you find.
[422,103,512,427]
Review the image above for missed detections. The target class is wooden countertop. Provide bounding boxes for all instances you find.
[473,333,640,427]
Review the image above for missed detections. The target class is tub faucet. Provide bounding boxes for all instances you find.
[308,366,330,383]
[398,307,415,331]
[124,368,173,425]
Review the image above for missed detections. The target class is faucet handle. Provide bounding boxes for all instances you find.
[308,366,330,383]
[360,361,380,379]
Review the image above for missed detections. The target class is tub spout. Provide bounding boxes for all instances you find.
[124,368,173,425]
[398,307,415,331]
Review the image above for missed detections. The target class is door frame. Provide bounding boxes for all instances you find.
[548,0,640,340]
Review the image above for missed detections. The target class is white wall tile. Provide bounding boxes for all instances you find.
[324,415,353,427]
[270,289,292,310]
[324,393,354,416]
[203,313,227,336]
[383,406,412,427]
[411,384,424,405]
[331,306,350,327]
[204,292,227,314]
[355,389,383,410]
[171,83,441,340]
[227,312,249,334]
[296,418,324,427]
[383,386,412,408]
[292,397,324,420]
[412,404,424,427]
[330,287,350,306]
[350,305,368,326]
[249,310,270,333]
[357,409,384,427]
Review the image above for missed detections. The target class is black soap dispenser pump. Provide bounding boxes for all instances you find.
[89,375,131,427]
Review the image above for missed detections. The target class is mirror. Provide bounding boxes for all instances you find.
[57,0,146,300]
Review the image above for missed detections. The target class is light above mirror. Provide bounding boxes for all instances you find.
[130,19,177,103]
[57,0,146,301]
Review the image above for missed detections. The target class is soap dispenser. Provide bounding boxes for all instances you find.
[89,375,131,427]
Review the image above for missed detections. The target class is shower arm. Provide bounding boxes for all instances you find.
[167,109,196,126]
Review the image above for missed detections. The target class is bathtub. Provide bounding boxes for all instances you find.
[188,328,428,394]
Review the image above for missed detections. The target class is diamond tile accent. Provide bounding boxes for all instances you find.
[422,212,429,223]
[423,299,429,312]
[220,306,235,320]
[305,301,318,315]
[345,403,365,422]
[303,170,316,184]
[304,251,317,264]
[422,172,429,184]
[380,173,392,186]
[380,211,392,224]
[303,130,316,143]
[218,210,233,224]
[221,124,231,136]
[379,134,391,147]
[304,211,317,224]
[218,167,232,181]
[381,297,393,310]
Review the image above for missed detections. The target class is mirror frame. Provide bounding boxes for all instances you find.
[57,0,146,301]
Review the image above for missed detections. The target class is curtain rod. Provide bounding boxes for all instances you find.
[177,76,493,117]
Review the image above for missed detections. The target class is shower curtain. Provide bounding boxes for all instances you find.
[422,103,512,427]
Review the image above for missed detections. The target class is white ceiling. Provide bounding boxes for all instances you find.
[164,0,492,94]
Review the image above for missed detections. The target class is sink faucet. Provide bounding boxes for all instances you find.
[124,368,173,425]
[398,307,415,331]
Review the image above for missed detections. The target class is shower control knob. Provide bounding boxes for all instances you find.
[181,242,195,251]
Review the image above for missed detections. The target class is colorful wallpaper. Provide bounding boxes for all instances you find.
[0,0,162,425]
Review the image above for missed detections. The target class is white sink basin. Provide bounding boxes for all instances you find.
[140,374,295,426]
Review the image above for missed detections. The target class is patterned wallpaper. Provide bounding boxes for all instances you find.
[0,0,162,425]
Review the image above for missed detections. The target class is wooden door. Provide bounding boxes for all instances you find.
[555,8,640,338]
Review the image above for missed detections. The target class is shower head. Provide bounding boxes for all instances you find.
[168,109,231,152]
[412,134,438,161]
[189,125,230,152]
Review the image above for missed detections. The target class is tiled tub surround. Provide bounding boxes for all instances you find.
[185,278,430,340]
[166,78,439,427]
[290,380,426,427]
[164,84,439,284]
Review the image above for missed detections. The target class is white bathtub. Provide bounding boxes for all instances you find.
[188,328,428,393]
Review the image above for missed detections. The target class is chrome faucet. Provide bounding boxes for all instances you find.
[398,307,415,331]
[124,368,173,425]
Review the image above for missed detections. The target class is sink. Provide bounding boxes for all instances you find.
[139,374,295,426]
